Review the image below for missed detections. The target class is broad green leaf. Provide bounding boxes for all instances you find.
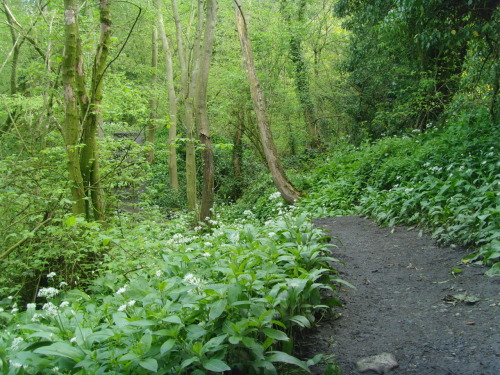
[34,342,85,362]
[485,262,500,277]
[119,352,140,362]
[262,328,289,341]
[65,216,77,227]
[209,299,227,320]
[290,315,311,328]
[202,358,231,372]
[266,351,310,372]
[160,339,175,355]
[139,331,152,354]
[139,358,158,372]
[163,315,183,324]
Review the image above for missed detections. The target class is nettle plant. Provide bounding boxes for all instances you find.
[0,200,342,374]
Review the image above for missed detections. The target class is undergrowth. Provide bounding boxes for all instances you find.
[298,105,500,276]
[0,203,343,374]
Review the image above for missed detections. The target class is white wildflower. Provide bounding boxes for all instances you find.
[11,337,24,350]
[26,303,36,310]
[155,270,163,277]
[10,361,22,369]
[184,273,204,287]
[118,304,127,312]
[127,300,136,307]
[59,301,70,308]
[268,232,276,238]
[59,281,68,287]
[42,302,58,317]
[8,296,13,300]
[269,192,281,200]
[202,252,211,257]
[116,285,127,294]
[31,313,42,322]
[243,210,253,216]
[52,367,60,373]
[11,308,19,314]
[70,337,77,344]
[194,226,202,232]
[47,272,57,278]
[204,242,213,247]
[37,287,60,298]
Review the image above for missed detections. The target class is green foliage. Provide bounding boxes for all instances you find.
[298,103,499,271]
[1,210,340,374]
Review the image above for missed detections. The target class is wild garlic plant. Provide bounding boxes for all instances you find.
[1,205,341,374]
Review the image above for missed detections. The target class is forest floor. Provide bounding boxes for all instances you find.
[299,216,500,375]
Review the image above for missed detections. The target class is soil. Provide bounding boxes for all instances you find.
[299,216,500,375]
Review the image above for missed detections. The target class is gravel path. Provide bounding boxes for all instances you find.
[300,216,500,375]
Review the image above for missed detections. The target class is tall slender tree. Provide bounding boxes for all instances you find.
[62,0,86,216]
[171,0,202,210]
[156,0,179,190]
[196,0,218,223]
[234,0,301,205]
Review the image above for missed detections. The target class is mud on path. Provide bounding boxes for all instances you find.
[300,216,500,375]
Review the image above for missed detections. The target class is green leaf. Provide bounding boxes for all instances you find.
[119,352,140,362]
[266,351,310,373]
[139,331,152,354]
[160,339,175,355]
[139,358,158,372]
[202,358,231,372]
[163,315,183,324]
[209,299,227,320]
[65,216,77,227]
[262,328,289,341]
[34,342,85,362]
[290,315,311,328]
[485,262,500,277]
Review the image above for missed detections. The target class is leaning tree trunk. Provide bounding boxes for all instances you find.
[156,0,179,190]
[196,0,218,224]
[62,0,86,216]
[234,0,301,205]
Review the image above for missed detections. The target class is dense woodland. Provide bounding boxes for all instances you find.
[0,0,498,373]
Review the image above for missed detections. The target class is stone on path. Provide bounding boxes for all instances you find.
[356,353,398,374]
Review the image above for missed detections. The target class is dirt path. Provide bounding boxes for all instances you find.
[300,216,499,375]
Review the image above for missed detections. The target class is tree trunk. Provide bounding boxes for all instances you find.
[146,27,158,164]
[196,0,218,224]
[157,0,179,190]
[172,0,202,210]
[234,0,301,205]
[79,0,111,221]
[62,0,86,216]
[232,105,244,200]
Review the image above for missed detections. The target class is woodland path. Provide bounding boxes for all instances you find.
[300,216,499,375]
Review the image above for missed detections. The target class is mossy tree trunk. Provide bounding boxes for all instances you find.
[79,0,111,222]
[62,0,86,216]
